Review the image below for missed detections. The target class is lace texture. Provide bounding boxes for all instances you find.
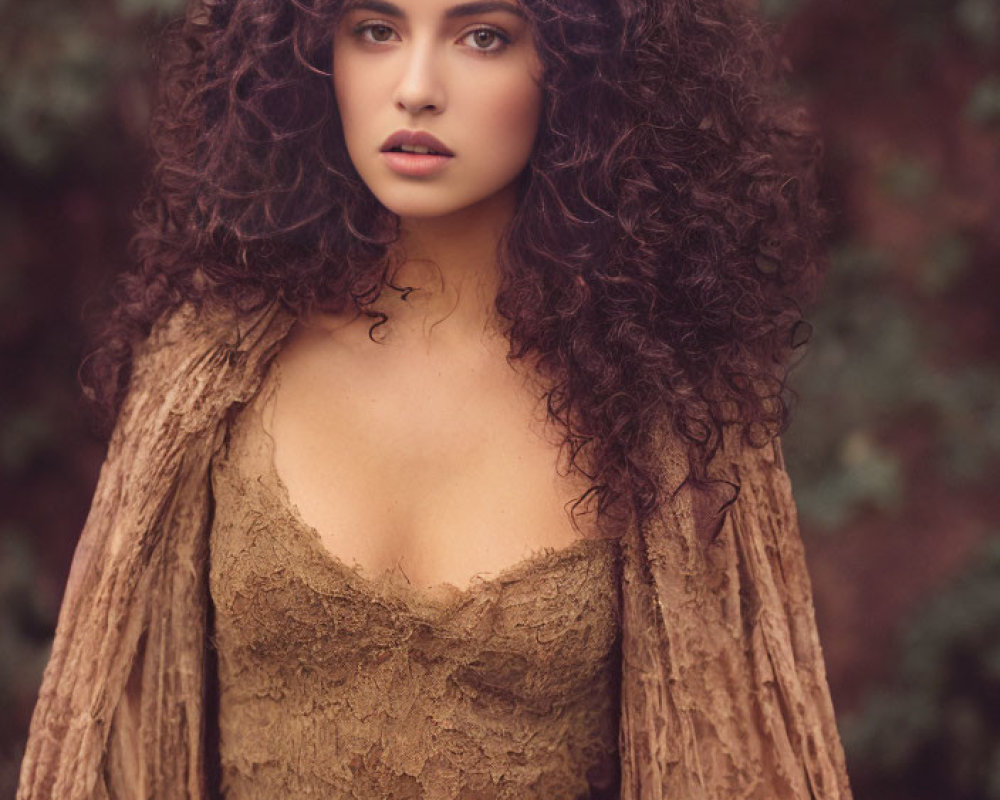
[208,393,623,799]
[17,301,852,800]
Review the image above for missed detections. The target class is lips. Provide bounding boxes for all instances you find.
[380,129,454,157]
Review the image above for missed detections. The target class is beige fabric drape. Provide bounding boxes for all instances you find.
[16,300,853,799]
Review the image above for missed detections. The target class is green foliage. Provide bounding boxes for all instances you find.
[0,524,55,798]
[842,533,1000,800]
[919,233,973,295]
[116,0,186,17]
[956,0,1000,49]
[918,364,1000,481]
[0,3,110,169]
[785,243,1000,528]
[759,0,806,21]
[0,0,183,171]
[0,525,53,695]
[785,246,909,528]
[965,75,1000,125]
[876,0,1000,52]
[0,409,55,476]
[878,156,938,204]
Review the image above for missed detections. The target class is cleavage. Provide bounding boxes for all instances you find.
[243,368,600,593]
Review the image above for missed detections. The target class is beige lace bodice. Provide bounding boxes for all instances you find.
[207,394,623,799]
[18,302,853,800]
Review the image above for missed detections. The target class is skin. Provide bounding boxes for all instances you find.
[330,0,544,335]
[259,0,599,595]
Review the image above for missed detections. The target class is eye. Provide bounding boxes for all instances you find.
[351,22,512,54]
[461,26,511,54]
[354,22,398,44]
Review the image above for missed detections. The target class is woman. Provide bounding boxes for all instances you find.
[17,0,853,797]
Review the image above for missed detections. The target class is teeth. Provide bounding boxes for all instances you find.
[399,144,434,154]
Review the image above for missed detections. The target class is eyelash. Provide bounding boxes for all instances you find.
[351,21,513,55]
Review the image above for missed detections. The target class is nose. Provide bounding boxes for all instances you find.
[392,39,446,115]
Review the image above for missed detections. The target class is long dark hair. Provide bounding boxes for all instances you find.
[85,0,826,531]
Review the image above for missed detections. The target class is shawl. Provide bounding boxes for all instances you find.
[16,299,854,799]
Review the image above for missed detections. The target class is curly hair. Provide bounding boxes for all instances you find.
[85,0,826,531]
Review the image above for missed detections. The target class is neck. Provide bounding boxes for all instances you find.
[376,187,516,343]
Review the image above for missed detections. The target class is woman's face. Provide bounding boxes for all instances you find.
[332,0,543,220]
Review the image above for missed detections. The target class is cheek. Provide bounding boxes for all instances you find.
[332,48,363,131]
[482,77,542,160]
[332,66,348,117]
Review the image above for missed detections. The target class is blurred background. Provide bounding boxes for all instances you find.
[1,0,998,796]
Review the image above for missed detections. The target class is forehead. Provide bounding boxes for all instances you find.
[339,0,529,20]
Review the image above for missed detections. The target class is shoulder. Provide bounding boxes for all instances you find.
[648,417,786,491]
[114,298,297,440]
[707,426,798,549]
[135,298,293,373]
[645,418,794,544]
[129,298,296,391]
[716,425,786,477]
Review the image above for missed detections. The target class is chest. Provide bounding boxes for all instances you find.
[253,321,600,590]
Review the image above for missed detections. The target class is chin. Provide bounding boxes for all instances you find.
[378,199,459,220]
[372,189,483,220]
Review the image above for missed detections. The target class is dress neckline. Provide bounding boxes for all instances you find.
[229,382,619,610]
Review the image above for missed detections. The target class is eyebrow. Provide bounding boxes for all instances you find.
[341,1,527,21]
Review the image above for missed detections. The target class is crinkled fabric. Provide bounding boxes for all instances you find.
[208,386,622,799]
[16,300,854,800]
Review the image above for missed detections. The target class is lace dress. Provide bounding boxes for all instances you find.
[207,395,624,799]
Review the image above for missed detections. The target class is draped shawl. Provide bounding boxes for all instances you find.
[16,300,854,799]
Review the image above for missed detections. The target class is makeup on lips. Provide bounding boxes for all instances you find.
[380,129,454,177]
